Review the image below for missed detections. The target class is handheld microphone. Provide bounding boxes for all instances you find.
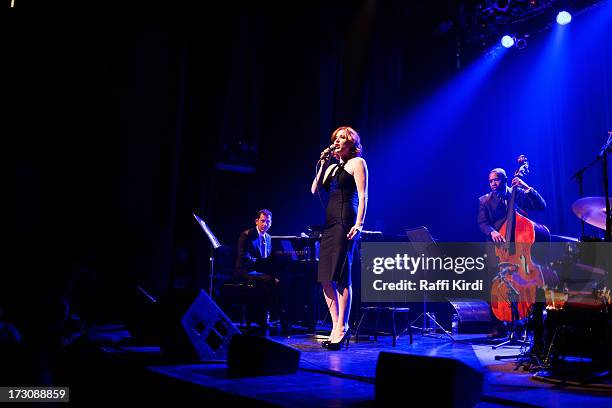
[320,143,336,160]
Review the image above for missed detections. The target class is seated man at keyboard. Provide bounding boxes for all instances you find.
[235,209,280,328]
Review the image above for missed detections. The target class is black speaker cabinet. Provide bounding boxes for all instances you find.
[158,288,240,362]
[227,335,301,377]
[376,352,483,408]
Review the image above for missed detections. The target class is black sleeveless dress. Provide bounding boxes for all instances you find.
[317,162,359,286]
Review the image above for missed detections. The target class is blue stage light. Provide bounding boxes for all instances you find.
[556,11,572,25]
[501,35,515,48]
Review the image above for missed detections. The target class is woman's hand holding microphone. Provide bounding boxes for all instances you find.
[319,144,335,162]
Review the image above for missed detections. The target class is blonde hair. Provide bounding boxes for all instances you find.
[330,126,362,157]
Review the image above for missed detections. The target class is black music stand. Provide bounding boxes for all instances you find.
[406,227,455,341]
[193,213,222,299]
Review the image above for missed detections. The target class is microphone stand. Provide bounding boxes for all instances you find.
[570,131,612,241]
[571,167,587,237]
[601,132,612,242]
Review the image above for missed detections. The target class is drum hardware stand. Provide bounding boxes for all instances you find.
[541,323,565,368]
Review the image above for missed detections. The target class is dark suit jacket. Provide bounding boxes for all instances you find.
[477,186,546,239]
[235,228,272,278]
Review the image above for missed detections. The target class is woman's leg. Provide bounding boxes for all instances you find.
[335,284,352,339]
[321,281,338,338]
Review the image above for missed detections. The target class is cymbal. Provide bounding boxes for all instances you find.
[571,197,612,230]
[550,234,579,242]
[575,263,607,276]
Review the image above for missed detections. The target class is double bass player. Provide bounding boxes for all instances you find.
[478,167,546,242]
[478,165,548,337]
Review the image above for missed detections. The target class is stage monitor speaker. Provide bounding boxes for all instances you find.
[376,352,483,408]
[158,288,240,362]
[227,335,301,377]
[446,298,493,334]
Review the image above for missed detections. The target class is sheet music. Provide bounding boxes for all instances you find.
[193,213,221,249]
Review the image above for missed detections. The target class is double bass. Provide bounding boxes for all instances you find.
[490,155,550,322]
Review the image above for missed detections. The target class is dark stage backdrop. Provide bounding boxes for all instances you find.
[6,1,611,320]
